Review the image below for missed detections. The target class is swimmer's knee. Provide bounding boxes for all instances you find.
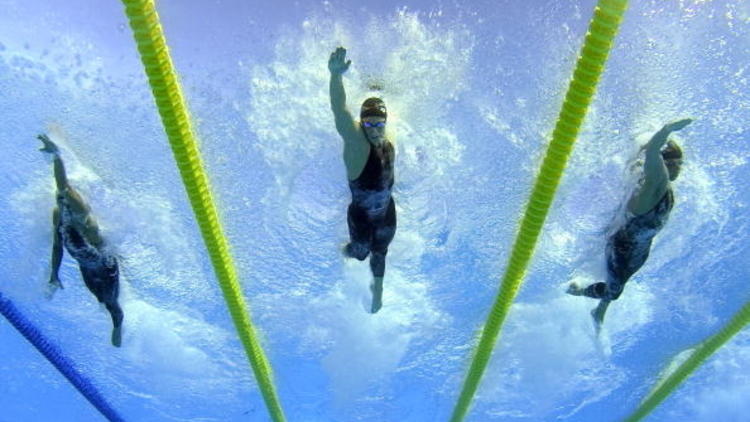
[371,249,387,259]
[369,251,387,277]
[105,302,124,325]
[606,284,625,301]
[345,243,369,261]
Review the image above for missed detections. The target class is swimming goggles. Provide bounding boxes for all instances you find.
[362,121,386,128]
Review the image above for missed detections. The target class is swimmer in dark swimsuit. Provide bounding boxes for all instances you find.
[39,134,124,347]
[329,46,397,314]
[567,119,692,330]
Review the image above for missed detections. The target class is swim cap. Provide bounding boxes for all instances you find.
[360,97,387,119]
[661,140,683,160]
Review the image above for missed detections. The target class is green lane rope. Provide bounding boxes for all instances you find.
[120,1,286,421]
[450,1,628,421]
[625,300,750,422]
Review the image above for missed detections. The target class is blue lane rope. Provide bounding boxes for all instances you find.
[0,291,125,422]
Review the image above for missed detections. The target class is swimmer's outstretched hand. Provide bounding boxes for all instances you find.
[646,118,693,151]
[38,134,59,155]
[662,118,693,134]
[328,46,351,75]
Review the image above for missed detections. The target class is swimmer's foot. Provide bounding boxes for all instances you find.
[111,326,122,348]
[566,282,584,296]
[370,283,383,314]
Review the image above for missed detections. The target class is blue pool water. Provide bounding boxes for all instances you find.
[1,0,749,421]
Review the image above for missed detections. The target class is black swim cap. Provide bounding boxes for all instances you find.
[360,97,387,119]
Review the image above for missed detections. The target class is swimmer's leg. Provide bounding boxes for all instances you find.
[369,256,385,314]
[579,233,636,328]
[344,203,371,261]
[582,282,609,298]
[590,276,625,331]
[369,199,396,314]
[105,262,123,347]
[106,301,124,348]
[344,243,370,261]
[591,299,610,333]
[565,282,595,297]
[81,259,123,347]
[566,280,612,298]
[46,207,65,299]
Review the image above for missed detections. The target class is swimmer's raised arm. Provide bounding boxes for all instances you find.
[630,119,692,213]
[644,119,692,154]
[329,47,357,139]
[38,134,71,192]
[639,131,671,202]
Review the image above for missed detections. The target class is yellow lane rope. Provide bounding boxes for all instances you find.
[120,1,286,420]
[450,1,628,420]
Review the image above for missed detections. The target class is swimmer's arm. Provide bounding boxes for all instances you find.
[628,129,670,213]
[83,216,105,248]
[329,73,358,139]
[643,132,670,189]
[640,119,692,156]
[329,47,358,140]
[38,134,71,191]
[49,208,64,290]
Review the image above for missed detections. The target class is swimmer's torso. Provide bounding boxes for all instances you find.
[348,141,394,218]
[56,192,108,267]
[618,188,674,247]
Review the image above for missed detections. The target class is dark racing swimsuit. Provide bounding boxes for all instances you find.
[583,188,674,300]
[57,195,123,329]
[346,141,396,277]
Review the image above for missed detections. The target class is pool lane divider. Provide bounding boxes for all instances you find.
[449,1,629,421]
[0,291,125,422]
[119,1,286,421]
[625,300,750,422]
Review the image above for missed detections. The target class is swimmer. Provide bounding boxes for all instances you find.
[39,134,124,347]
[329,46,397,314]
[567,119,692,330]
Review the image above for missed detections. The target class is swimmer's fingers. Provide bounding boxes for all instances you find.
[37,134,59,154]
[663,118,693,133]
[328,46,351,74]
[45,278,63,299]
[329,47,345,63]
